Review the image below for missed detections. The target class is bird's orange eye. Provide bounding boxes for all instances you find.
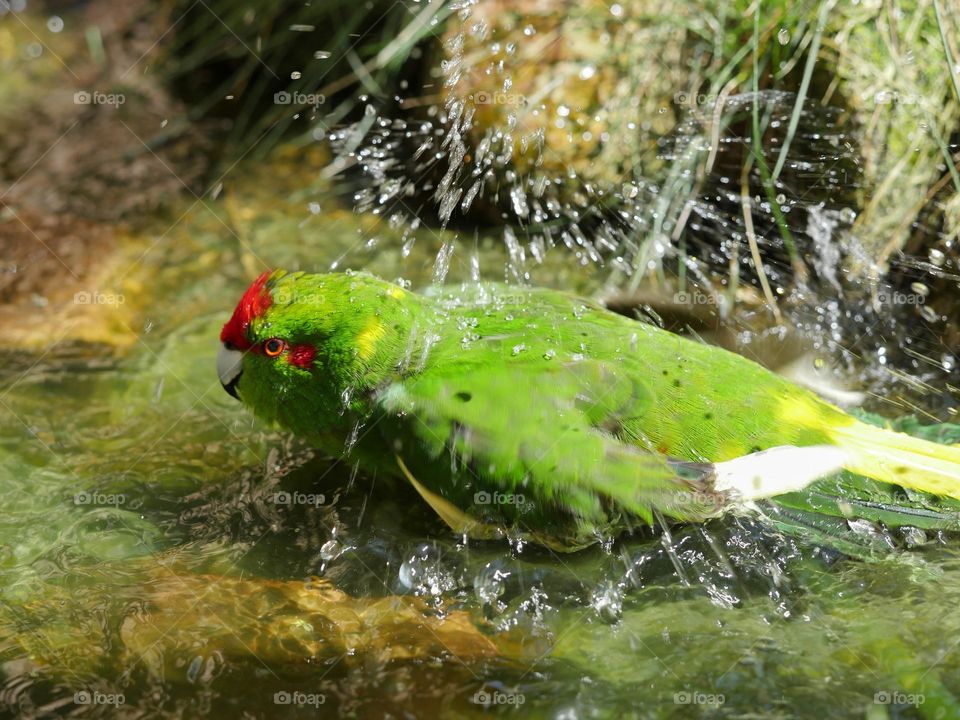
[263,338,286,357]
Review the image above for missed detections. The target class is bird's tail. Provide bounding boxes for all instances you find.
[830,420,960,499]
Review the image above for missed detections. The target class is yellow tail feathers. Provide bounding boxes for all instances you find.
[830,420,960,499]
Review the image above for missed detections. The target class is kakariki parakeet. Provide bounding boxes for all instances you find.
[218,270,960,549]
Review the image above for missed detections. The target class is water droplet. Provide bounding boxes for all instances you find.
[474,562,509,606]
[47,15,64,33]
[543,349,556,360]
[398,559,418,589]
[398,544,457,596]
[902,527,927,547]
[591,581,623,623]
[320,539,341,561]
[512,343,526,356]
[432,242,455,285]
[290,70,302,80]
[314,50,331,60]
[777,28,790,45]
[186,656,204,683]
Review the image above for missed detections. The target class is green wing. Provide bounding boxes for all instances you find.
[375,359,719,542]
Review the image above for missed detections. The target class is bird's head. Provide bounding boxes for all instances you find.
[218,269,413,431]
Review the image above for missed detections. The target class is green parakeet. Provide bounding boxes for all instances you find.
[217,270,960,549]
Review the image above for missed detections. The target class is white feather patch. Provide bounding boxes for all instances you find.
[713,445,848,501]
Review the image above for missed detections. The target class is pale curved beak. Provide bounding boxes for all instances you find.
[218,343,244,400]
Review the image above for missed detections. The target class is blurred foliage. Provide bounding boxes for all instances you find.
[161,0,453,162]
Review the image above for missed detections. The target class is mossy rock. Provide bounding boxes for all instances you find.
[0,207,149,349]
[0,5,212,222]
[438,0,688,187]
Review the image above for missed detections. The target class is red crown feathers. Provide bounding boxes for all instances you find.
[220,271,273,351]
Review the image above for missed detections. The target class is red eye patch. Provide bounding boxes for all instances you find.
[220,271,273,351]
[287,344,317,368]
